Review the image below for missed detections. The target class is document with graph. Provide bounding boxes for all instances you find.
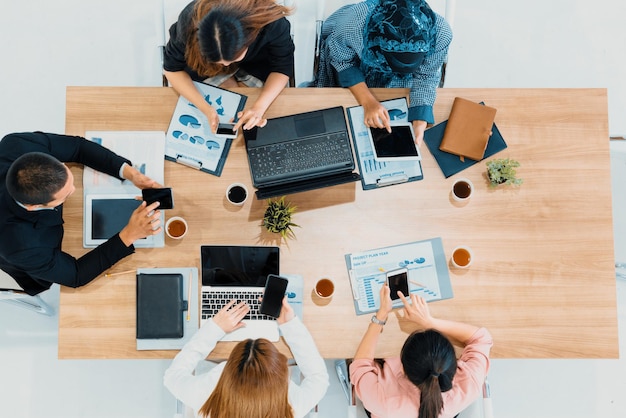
[346,97,423,190]
[345,237,453,315]
[165,81,247,176]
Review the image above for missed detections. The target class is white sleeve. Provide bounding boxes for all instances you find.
[281,317,329,418]
[163,319,227,412]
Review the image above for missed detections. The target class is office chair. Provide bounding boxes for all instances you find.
[0,269,54,316]
[172,358,321,418]
[335,359,493,418]
[610,139,626,280]
[288,0,456,88]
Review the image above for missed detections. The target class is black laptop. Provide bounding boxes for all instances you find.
[243,106,360,199]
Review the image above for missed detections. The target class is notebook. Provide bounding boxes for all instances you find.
[200,245,280,342]
[136,272,188,339]
[439,97,497,161]
[243,106,360,199]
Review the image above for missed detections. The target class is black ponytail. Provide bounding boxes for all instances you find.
[400,330,457,418]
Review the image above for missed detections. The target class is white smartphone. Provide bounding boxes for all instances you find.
[386,268,409,300]
[368,123,421,162]
[215,122,238,138]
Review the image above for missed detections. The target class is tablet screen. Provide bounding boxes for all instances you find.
[370,125,419,159]
[92,198,142,240]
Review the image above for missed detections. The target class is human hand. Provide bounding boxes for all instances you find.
[276,297,295,325]
[123,164,163,189]
[399,293,433,329]
[118,201,161,246]
[412,120,427,147]
[234,108,267,131]
[212,300,250,333]
[376,284,394,322]
[203,106,220,134]
[363,101,391,133]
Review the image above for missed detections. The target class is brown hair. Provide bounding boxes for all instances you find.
[186,0,292,77]
[198,338,293,418]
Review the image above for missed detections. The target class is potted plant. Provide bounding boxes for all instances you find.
[262,196,299,239]
[486,158,523,187]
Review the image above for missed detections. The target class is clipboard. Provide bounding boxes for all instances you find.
[165,81,247,176]
[346,97,423,190]
[345,237,453,315]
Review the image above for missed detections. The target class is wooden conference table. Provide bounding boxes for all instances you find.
[59,86,617,360]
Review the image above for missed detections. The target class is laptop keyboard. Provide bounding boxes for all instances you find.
[248,132,353,181]
[201,289,274,321]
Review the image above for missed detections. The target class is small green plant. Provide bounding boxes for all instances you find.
[486,158,523,187]
[262,196,299,239]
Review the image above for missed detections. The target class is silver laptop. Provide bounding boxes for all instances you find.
[200,245,280,342]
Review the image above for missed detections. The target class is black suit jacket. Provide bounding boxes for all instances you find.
[0,132,135,295]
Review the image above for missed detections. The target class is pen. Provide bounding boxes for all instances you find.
[104,269,135,278]
[186,270,192,321]
[410,279,428,288]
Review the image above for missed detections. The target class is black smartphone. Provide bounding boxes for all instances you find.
[260,274,289,318]
[216,122,237,136]
[386,268,409,300]
[141,187,174,209]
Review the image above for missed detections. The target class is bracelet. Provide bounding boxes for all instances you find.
[371,314,386,326]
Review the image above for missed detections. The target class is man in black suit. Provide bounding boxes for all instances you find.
[0,132,162,295]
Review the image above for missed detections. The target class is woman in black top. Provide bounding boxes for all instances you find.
[163,0,294,133]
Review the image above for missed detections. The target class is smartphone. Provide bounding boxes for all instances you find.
[260,274,289,318]
[141,187,174,209]
[386,268,409,300]
[216,122,238,137]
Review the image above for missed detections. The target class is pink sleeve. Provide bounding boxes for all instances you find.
[349,359,388,415]
[442,327,493,416]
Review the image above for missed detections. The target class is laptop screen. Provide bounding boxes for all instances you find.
[200,245,279,287]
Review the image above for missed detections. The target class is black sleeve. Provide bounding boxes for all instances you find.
[1,132,130,179]
[260,18,295,78]
[163,2,195,73]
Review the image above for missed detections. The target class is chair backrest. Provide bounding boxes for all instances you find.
[0,268,22,291]
[289,0,456,87]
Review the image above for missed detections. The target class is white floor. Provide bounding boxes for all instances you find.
[2,1,626,417]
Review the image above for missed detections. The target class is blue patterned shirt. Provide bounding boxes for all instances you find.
[316,0,452,124]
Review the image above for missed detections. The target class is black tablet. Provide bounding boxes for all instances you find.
[368,123,421,161]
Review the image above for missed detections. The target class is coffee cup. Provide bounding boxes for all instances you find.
[450,246,473,269]
[451,178,474,202]
[315,278,335,299]
[165,216,188,240]
[226,183,248,206]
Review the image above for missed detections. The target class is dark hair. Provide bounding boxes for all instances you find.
[185,0,292,77]
[6,152,68,205]
[401,329,457,418]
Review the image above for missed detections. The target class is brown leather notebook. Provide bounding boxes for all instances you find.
[439,97,497,161]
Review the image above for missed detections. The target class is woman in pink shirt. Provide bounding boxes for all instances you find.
[350,285,492,418]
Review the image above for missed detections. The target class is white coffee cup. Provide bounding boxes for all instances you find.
[451,178,474,202]
[226,183,248,206]
[450,246,473,269]
[165,216,188,239]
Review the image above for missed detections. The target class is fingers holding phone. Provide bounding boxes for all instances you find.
[142,187,174,209]
[260,274,289,319]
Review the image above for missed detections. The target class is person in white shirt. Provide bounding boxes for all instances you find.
[164,298,329,418]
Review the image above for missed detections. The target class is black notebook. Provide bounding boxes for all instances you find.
[136,273,187,339]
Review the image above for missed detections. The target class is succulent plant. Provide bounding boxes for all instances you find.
[486,158,523,187]
[262,196,299,239]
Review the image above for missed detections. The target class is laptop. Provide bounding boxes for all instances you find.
[243,106,361,199]
[200,245,280,342]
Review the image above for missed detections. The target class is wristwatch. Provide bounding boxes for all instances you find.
[371,314,387,326]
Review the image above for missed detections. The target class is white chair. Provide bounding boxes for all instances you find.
[0,269,54,316]
[336,359,493,418]
[156,0,194,87]
[610,139,626,280]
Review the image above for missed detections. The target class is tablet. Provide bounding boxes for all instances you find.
[83,192,164,248]
[368,123,421,161]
